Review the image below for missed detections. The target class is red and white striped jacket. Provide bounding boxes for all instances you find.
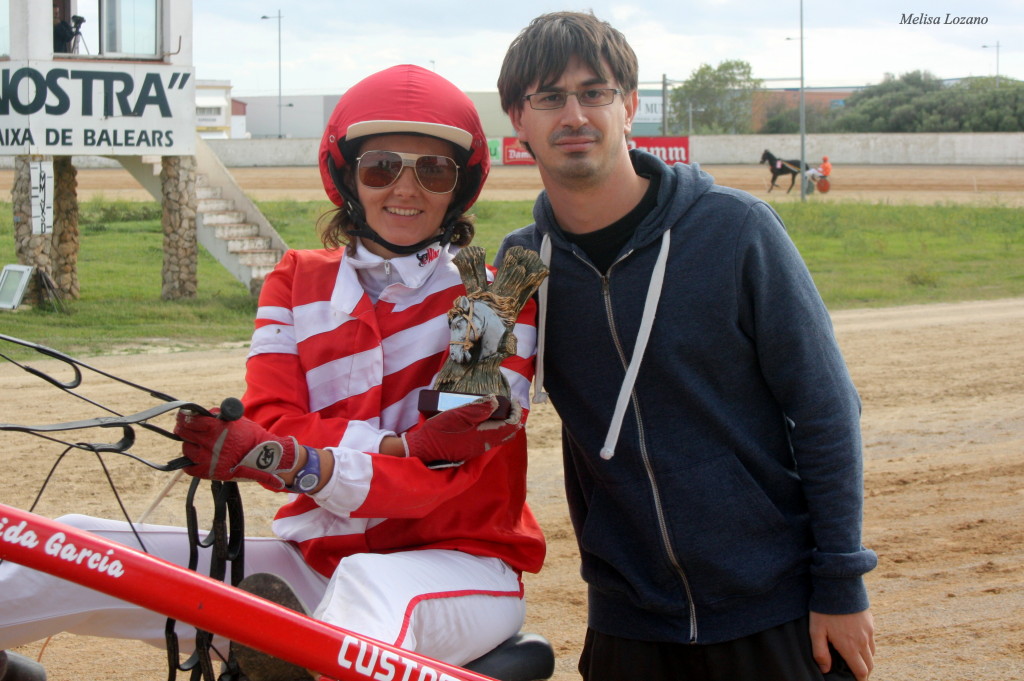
[242,244,545,578]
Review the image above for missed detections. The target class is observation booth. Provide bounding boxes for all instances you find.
[1,1,283,308]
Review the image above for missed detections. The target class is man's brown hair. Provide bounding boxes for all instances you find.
[497,11,639,115]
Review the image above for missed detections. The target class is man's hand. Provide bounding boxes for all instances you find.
[403,395,523,463]
[810,610,875,681]
[174,409,297,490]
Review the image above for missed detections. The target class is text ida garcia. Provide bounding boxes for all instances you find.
[900,13,988,25]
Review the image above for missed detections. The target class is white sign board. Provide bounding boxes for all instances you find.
[30,160,53,235]
[635,95,665,125]
[0,61,196,156]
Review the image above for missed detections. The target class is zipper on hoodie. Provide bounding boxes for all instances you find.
[599,262,700,643]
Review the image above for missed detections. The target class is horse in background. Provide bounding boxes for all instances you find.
[760,150,807,193]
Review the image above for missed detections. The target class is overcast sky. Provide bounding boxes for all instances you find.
[194,1,1022,96]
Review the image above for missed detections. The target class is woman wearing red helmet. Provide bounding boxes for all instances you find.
[187,64,545,671]
[317,64,491,257]
[0,65,544,679]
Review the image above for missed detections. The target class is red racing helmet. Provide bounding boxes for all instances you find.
[319,64,490,212]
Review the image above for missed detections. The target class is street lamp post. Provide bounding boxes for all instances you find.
[261,11,283,138]
[662,73,668,135]
[982,41,1001,88]
[787,4,807,200]
[659,75,687,137]
[798,0,806,201]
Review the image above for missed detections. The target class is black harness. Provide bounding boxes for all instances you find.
[0,334,246,681]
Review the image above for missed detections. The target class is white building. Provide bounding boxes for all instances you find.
[1,1,196,157]
[0,1,285,303]
[196,80,233,139]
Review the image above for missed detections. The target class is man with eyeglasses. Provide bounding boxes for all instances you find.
[496,11,876,681]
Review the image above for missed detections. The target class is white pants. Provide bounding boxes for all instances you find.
[0,514,525,666]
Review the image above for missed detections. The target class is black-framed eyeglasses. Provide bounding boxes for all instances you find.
[355,150,460,194]
[522,88,622,110]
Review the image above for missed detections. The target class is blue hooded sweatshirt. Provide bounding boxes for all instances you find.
[497,150,876,645]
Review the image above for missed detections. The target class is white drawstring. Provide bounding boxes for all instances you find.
[600,230,671,460]
[532,234,552,404]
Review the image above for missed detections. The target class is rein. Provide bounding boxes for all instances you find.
[164,478,246,681]
[0,333,216,469]
[0,334,246,681]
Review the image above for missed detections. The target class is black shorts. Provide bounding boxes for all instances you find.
[578,615,855,681]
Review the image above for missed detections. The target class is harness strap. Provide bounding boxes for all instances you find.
[164,479,246,681]
[0,334,247,679]
[0,401,213,470]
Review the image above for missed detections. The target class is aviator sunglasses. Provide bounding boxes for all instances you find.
[356,150,460,194]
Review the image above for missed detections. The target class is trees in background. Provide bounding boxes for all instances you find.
[668,60,763,135]
[759,98,834,135]
[830,71,1023,132]
[756,71,1023,133]
[668,64,1023,134]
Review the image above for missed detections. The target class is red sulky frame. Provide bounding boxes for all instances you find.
[0,503,498,681]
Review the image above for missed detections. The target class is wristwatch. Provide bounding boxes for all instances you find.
[286,446,321,494]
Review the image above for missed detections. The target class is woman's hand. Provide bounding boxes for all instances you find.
[402,396,523,463]
[174,408,298,490]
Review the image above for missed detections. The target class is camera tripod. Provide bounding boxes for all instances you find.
[70,15,88,54]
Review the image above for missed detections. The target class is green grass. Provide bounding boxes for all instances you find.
[0,198,257,357]
[775,202,1024,308]
[1,199,1021,360]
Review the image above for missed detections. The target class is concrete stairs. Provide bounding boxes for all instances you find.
[193,175,284,293]
[116,135,288,295]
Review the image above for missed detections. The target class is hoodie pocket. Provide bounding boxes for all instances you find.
[660,453,809,605]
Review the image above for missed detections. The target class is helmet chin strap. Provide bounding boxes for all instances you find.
[328,155,462,256]
[346,220,451,256]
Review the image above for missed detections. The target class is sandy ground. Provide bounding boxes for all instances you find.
[2,162,1022,206]
[2,165,1024,680]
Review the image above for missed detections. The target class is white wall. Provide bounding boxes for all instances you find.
[3,132,1017,170]
[201,133,1024,168]
[236,95,338,140]
[207,138,320,166]
[691,133,1024,165]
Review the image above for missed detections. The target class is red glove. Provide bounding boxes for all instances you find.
[402,396,523,463]
[174,409,297,490]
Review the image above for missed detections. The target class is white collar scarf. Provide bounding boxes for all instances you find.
[346,238,455,303]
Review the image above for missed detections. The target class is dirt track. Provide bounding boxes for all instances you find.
[3,166,1024,680]
[3,163,1022,206]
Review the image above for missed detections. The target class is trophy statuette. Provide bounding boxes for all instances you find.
[418,245,549,419]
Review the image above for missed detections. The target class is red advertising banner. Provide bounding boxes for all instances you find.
[499,136,689,165]
[629,137,689,165]
[502,137,535,165]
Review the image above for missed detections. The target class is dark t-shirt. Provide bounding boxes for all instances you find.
[557,172,660,274]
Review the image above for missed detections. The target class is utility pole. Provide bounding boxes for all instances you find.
[798,0,806,202]
[982,42,1001,88]
[261,11,283,138]
[662,73,668,135]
